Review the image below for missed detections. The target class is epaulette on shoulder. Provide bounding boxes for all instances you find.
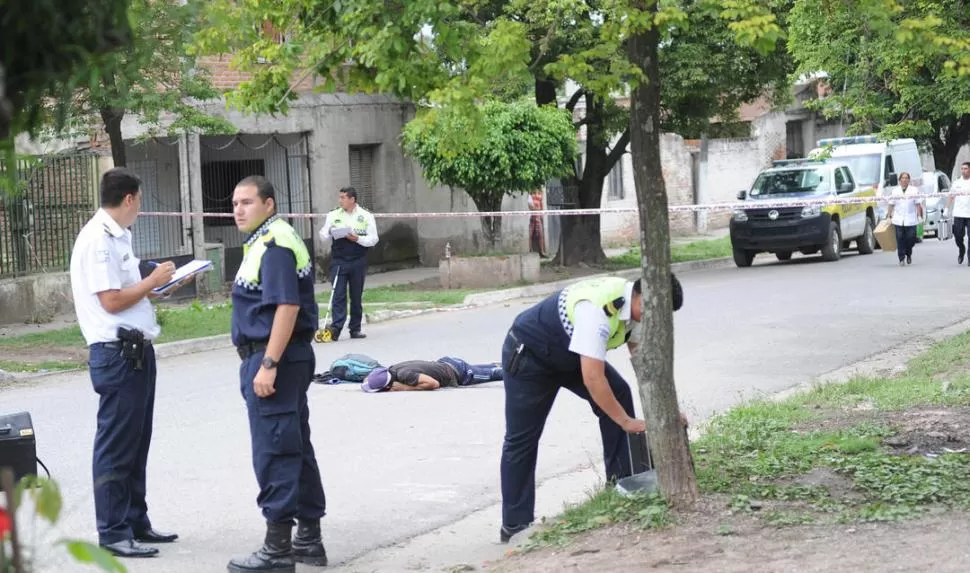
[102,224,113,236]
[602,296,625,317]
[260,229,276,245]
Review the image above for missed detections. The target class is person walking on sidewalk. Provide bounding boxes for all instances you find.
[227,176,328,573]
[70,167,188,559]
[318,186,379,341]
[945,162,970,265]
[887,171,923,266]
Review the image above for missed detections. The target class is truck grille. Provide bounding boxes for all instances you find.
[746,207,802,221]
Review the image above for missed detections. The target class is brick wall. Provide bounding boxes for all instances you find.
[199,55,341,93]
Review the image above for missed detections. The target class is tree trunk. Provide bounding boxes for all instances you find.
[931,117,970,178]
[472,193,504,250]
[100,106,127,167]
[627,0,699,509]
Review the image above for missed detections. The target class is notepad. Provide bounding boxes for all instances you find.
[330,226,353,239]
[152,259,213,294]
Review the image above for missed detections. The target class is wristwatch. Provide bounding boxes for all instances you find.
[261,356,279,370]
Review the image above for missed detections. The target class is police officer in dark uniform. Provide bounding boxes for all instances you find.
[498,273,684,543]
[227,176,328,573]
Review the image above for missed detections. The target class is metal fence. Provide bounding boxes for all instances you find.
[0,154,98,278]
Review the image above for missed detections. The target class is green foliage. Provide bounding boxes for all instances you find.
[607,237,733,268]
[525,488,670,549]
[788,0,970,174]
[402,100,576,206]
[0,0,132,141]
[3,476,126,572]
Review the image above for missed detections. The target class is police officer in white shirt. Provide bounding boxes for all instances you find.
[70,167,190,558]
[886,171,924,266]
[317,186,379,340]
[945,162,970,265]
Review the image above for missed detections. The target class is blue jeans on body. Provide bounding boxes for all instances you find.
[895,224,918,261]
[436,356,504,386]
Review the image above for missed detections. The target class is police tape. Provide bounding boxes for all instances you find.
[139,189,970,219]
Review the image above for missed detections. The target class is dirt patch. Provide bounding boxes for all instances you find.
[0,344,86,368]
[795,406,970,456]
[490,500,970,572]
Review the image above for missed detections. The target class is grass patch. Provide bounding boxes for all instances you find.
[525,488,670,549]
[0,360,81,373]
[608,236,732,268]
[523,328,970,550]
[317,284,479,307]
[0,326,84,349]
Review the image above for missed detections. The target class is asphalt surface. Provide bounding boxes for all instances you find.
[4,238,970,572]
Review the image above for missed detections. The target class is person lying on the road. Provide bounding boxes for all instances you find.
[361,356,503,392]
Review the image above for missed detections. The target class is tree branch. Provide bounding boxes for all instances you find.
[605,129,630,172]
[574,117,588,129]
[565,88,585,113]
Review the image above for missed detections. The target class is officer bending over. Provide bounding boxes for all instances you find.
[499,274,684,543]
[227,176,328,573]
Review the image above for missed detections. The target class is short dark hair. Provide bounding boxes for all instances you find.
[100,167,142,208]
[340,186,358,202]
[632,273,684,312]
[962,161,970,169]
[236,175,276,207]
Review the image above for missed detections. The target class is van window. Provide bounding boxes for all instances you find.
[835,168,845,188]
[833,154,881,186]
[939,174,950,191]
[884,155,895,180]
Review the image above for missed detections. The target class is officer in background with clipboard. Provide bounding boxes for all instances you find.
[69,167,193,558]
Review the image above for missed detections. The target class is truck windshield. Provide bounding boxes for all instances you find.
[831,154,880,186]
[750,168,826,196]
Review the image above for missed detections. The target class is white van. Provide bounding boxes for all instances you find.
[810,135,924,220]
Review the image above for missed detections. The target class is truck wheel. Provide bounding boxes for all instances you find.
[776,251,792,261]
[821,222,842,261]
[733,247,755,268]
[858,218,875,254]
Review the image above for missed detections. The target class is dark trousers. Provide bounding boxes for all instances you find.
[329,260,367,334]
[499,332,634,528]
[954,217,970,256]
[89,342,157,545]
[895,224,918,261]
[240,341,327,523]
[437,356,503,386]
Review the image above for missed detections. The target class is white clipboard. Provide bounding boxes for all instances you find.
[151,259,213,294]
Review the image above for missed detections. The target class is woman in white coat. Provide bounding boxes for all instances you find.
[886,171,923,266]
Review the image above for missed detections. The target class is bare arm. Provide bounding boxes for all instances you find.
[97,263,174,313]
[264,304,299,363]
[580,356,642,431]
[388,374,441,391]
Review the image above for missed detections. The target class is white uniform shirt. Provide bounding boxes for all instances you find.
[318,206,379,247]
[890,186,922,227]
[952,177,970,219]
[70,209,160,346]
[567,281,635,361]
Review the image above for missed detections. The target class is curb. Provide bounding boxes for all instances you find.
[2,257,735,381]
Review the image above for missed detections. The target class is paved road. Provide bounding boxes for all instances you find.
[5,239,970,572]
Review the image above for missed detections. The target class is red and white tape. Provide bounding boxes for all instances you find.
[138,189,970,219]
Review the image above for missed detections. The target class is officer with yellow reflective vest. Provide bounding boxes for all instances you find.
[498,274,685,543]
[317,186,379,341]
[227,176,328,573]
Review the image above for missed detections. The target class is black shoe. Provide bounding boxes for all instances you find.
[227,521,295,573]
[292,518,328,566]
[906,254,912,265]
[100,539,159,558]
[134,527,178,543]
[499,523,530,543]
[350,331,367,339]
[959,253,965,265]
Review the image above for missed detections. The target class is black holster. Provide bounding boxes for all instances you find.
[117,327,146,371]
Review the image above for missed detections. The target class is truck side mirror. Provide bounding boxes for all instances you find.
[736,190,747,200]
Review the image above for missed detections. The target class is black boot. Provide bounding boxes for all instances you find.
[292,518,328,566]
[227,521,295,573]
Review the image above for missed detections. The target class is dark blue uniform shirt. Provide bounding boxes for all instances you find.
[231,241,319,347]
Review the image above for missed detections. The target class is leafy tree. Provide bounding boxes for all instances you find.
[61,0,235,167]
[788,0,970,176]
[0,0,131,147]
[402,100,577,248]
[193,0,792,264]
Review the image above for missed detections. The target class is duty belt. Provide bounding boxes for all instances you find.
[236,334,314,361]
